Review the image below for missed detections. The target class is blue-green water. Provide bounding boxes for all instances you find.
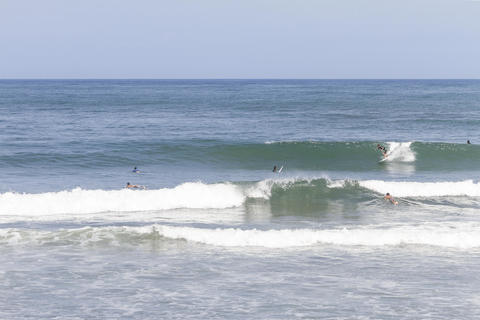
[2,80,480,319]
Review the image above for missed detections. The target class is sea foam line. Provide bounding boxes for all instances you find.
[357,179,480,197]
[2,223,480,249]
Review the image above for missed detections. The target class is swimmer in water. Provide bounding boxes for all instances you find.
[467,140,471,144]
[132,167,140,173]
[273,165,277,172]
[384,193,398,205]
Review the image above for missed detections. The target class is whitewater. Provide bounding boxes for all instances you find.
[4,176,480,217]
[3,222,480,249]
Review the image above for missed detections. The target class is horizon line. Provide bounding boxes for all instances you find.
[1,78,480,81]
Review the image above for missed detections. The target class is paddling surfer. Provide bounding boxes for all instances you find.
[126,182,146,189]
[384,193,398,205]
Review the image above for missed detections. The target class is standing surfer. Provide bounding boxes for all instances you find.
[377,144,388,158]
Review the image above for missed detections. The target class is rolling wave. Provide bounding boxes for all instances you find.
[2,178,480,216]
[0,183,247,215]
[2,140,480,171]
[2,223,480,249]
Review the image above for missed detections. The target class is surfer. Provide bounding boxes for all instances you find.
[126,182,146,189]
[126,182,138,188]
[384,193,398,205]
[467,140,471,144]
[377,144,387,158]
[272,165,284,173]
[132,167,140,173]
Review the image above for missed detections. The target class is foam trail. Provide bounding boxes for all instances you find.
[154,223,480,248]
[2,223,480,249]
[359,179,480,197]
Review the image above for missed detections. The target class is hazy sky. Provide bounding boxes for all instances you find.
[1,0,479,78]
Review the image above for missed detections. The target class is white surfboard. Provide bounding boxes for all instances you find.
[278,166,284,173]
[378,154,390,163]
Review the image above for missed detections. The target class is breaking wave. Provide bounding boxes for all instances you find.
[0,182,247,215]
[3,178,480,217]
[2,223,480,249]
[4,140,480,172]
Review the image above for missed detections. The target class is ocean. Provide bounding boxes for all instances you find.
[1,79,480,319]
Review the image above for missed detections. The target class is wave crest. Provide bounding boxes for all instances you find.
[0,182,246,215]
[3,178,480,217]
[3,223,480,249]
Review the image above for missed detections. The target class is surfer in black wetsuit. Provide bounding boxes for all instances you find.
[377,144,387,157]
[273,165,277,172]
[467,140,471,144]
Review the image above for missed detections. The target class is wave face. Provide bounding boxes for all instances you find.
[2,223,480,249]
[208,141,416,171]
[218,140,480,171]
[3,178,480,217]
[3,140,480,172]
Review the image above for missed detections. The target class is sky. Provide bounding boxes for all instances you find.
[0,0,479,79]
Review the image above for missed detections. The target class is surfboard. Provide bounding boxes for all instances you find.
[378,153,390,163]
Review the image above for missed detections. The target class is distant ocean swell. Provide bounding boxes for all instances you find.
[2,222,480,249]
[2,178,480,216]
[2,141,478,171]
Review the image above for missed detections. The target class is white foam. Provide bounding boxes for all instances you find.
[359,179,480,197]
[153,223,480,248]
[0,182,247,216]
[384,142,415,162]
[0,179,300,217]
[3,223,480,249]
[3,176,478,218]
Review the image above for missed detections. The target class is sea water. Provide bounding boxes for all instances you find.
[1,80,480,319]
